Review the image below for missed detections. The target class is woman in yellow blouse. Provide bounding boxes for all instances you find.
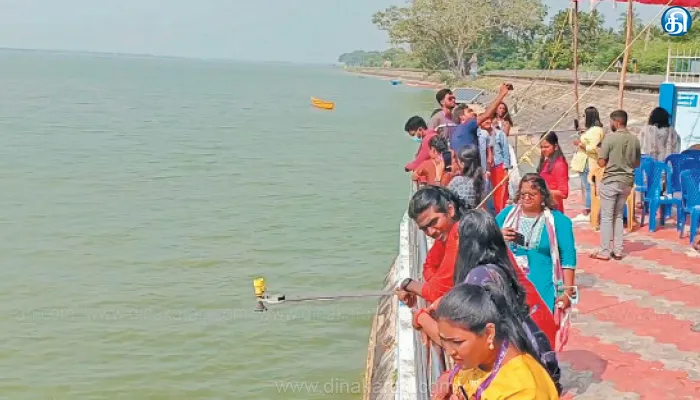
[431,284,559,400]
[570,107,604,223]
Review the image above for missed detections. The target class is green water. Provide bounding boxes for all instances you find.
[0,50,434,399]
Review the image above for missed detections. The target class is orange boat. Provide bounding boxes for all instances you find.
[311,97,334,110]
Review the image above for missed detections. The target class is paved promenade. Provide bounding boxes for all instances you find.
[483,70,666,90]
[559,191,700,399]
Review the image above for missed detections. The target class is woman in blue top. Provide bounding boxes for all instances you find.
[495,174,577,315]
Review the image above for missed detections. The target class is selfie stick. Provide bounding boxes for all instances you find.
[252,278,393,312]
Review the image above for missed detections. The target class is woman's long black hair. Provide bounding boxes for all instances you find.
[537,131,567,174]
[450,209,562,393]
[496,102,514,126]
[648,107,671,129]
[456,145,485,206]
[408,185,469,221]
[584,106,603,129]
[454,209,528,319]
[435,282,541,370]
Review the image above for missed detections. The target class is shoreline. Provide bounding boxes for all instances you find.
[344,67,447,89]
[344,66,663,92]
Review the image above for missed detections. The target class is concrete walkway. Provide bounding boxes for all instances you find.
[483,69,666,91]
[559,191,700,399]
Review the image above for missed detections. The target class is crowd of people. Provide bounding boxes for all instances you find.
[395,84,699,399]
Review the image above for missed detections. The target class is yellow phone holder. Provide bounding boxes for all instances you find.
[253,278,267,298]
[253,278,268,312]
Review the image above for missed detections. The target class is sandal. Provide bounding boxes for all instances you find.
[611,252,625,261]
[589,252,611,261]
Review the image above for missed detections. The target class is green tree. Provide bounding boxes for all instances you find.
[537,9,610,69]
[611,10,700,74]
[372,0,545,77]
[338,51,383,66]
[338,48,419,68]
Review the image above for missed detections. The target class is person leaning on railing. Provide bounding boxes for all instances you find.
[396,186,465,305]
[412,136,459,187]
[404,116,438,172]
[411,210,561,395]
[429,283,560,400]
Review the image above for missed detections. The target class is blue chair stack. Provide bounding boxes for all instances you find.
[647,161,682,232]
[680,158,700,175]
[636,157,654,227]
[681,149,700,159]
[678,169,700,244]
[665,154,686,196]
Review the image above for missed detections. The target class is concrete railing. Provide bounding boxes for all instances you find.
[395,183,447,400]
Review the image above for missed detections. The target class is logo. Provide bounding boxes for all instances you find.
[661,6,692,36]
[678,93,699,108]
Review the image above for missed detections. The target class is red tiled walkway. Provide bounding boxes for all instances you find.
[560,192,700,399]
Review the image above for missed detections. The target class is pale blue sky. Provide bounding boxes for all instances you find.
[0,0,665,63]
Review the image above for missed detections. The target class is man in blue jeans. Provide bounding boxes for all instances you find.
[592,110,641,261]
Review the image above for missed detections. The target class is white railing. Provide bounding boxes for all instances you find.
[665,48,700,84]
[394,183,447,400]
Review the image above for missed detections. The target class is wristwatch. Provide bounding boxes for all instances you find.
[400,277,413,291]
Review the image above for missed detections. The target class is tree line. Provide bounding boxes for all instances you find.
[338,0,700,76]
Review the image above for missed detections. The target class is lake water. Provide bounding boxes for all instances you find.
[0,50,434,399]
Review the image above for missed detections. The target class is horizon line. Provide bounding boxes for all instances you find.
[0,46,341,66]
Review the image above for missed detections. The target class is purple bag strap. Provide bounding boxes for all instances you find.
[474,341,509,400]
[448,364,460,384]
[452,265,508,399]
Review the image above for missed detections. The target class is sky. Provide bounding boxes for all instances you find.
[0,0,670,63]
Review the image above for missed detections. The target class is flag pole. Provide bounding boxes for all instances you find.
[617,0,634,109]
[572,0,581,119]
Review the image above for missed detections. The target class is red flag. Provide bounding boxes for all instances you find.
[614,0,700,5]
[573,0,700,7]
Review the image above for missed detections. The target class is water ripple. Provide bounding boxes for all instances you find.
[0,51,433,400]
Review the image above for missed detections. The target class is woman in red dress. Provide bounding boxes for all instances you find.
[538,131,569,213]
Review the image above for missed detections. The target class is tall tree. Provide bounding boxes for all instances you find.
[372,0,544,77]
[537,9,610,69]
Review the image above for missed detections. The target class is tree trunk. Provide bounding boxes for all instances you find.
[456,56,466,78]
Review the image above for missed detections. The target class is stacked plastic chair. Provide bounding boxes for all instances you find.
[636,156,655,227]
[647,161,682,233]
[678,169,700,244]
[680,158,700,174]
[665,153,686,196]
[681,149,700,159]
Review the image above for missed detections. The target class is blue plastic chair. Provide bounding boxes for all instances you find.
[637,158,655,227]
[680,158,700,175]
[681,149,700,159]
[678,170,700,244]
[665,154,686,195]
[647,161,682,233]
